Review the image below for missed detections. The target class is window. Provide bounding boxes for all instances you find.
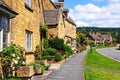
[26,30,32,51]
[25,0,32,8]
[0,16,10,51]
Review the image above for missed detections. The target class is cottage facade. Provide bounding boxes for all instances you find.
[44,0,76,49]
[0,0,44,64]
[0,0,76,64]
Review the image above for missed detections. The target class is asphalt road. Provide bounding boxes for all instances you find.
[45,50,87,80]
[97,47,120,61]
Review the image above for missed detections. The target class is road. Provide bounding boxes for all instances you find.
[45,50,87,80]
[97,47,120,61]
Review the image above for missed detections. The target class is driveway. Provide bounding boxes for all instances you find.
[97,47,120,62]
[45,50,87,80]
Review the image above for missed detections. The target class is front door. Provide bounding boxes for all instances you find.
[0,15,10,51]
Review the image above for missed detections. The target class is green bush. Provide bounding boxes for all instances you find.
[46,48,57,56]
[64,44,73,55]
[35,45,42,60]
[55,52,62,61]
[2,77,21,80]
[49,37,64,50]
[89,42,95,47]
[65,51,69,58]
[41,49,49,56]
[45,64,50,70]
[42,56,55,61]
[41,65,45,75]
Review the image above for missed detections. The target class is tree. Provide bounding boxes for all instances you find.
[77,32,87,46]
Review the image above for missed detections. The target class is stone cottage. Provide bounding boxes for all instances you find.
[43,0,76,49]
[0,0,44,64]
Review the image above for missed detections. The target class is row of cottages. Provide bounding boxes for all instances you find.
[0,0,76,64]
[43,0,76,49]
[88,32,112,45]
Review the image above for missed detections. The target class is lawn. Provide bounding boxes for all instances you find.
[84,47,120,80]
[84,48,120,70]
[85,69,120,80]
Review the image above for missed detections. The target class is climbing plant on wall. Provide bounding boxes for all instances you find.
[39,24,48,49]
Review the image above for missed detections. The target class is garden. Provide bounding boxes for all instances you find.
[0,25,74,80]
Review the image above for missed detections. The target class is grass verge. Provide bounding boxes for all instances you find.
[84,47,120,80]
[85,69,120,80]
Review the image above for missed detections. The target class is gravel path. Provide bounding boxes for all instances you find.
[45,50,87,80]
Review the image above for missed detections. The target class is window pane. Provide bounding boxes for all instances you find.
[2,17,9,47]
[26,0,32,7]
[26,31,32,51]
[2,17,9,32]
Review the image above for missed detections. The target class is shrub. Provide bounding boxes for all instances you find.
[45,64,50,70]
[49,37,64,50]
[41,65,45,75]
[55,52,62,61]
[35,45,42,60]
[0,44,25,78]
[78,46,82,52]
[2,77,21,80]
[58,50,65,55]
[46,48,57,56]
[42,56,55,61]
[89,42,95,47]
[41,49,49,56]
[64,44,73,55]
[65,51,69,58]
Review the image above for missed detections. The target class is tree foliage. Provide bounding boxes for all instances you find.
[77,32,87,46]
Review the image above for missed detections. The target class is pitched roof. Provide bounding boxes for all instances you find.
[44,9,59,26]
[89,32,112,41]
[0,0,18,18]
[65,16,76,26]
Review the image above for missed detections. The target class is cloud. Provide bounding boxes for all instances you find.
[69,0,120,27]
[51,0,55,2]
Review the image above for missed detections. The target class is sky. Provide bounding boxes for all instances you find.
[52,0,120,27]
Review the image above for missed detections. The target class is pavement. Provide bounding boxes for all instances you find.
[45,50,87,80]
[97,47,120,62]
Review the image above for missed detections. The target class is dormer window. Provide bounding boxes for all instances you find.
[25,0,32,8]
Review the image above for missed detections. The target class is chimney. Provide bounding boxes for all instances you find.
[58,0,64,2]
[63,8,69,17]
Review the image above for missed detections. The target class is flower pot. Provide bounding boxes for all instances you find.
[16,66,34,77]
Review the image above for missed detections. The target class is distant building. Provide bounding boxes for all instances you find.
[88,32,113,45]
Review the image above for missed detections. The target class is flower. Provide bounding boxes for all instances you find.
[22,61,25,65]
[12,54,15,57]
[17,57,20,60]
[14,60,18,64]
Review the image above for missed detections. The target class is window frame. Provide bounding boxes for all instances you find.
[0,15,10,52]
[26,30,32,51]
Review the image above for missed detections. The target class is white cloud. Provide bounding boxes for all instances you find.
[69,0,120,27]
[51,0,55,2]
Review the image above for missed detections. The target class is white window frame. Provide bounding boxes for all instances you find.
[26,30,32,51]
[25,0,32,8]
[0,16,10,52]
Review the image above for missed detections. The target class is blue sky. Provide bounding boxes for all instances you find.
[52,0,120,27]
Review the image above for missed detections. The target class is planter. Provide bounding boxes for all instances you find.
[16,66,34,77]
[40,59,49,66]
[34,67,41,74]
